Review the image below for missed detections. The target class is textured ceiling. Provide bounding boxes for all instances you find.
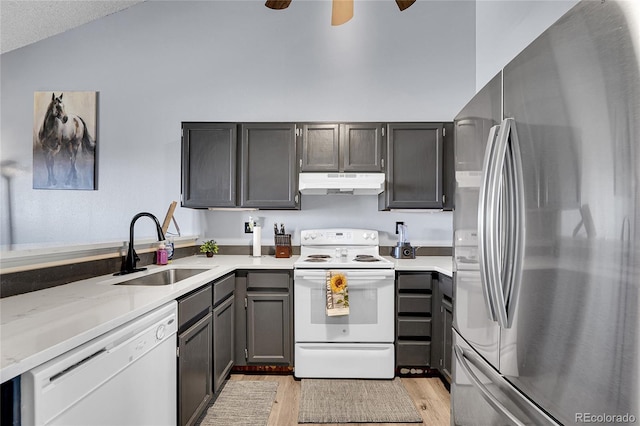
[0,0,145,54]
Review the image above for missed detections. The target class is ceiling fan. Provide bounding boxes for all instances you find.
[265,0,416,26]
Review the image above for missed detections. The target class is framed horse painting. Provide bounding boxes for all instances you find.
[33,91,97,190]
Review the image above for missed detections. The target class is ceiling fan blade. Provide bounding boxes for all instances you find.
[265,0,292,10]
[332,0,354,26]
[395,0,416,11]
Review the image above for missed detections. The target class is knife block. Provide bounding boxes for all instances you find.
[275,234,292,258]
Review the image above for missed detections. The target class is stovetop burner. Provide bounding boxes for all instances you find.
[308,254,331,259]
[354,255,381,262]
[304,257,329,262]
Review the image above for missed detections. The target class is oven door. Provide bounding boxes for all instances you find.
[294,269,395,343]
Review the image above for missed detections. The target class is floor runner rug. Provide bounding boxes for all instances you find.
[196,380,278,426]
[298,378,423,423]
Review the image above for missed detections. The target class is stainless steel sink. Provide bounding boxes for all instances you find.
[114,268,211,286]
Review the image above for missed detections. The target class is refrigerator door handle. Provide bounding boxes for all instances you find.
[478,124,501,322]
[454,344,557,426]
[486,118,525,329]
[454,344,526,426]
[502,118,525,328]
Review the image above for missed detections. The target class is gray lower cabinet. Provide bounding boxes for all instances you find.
[181,122,237,208]
[380,123,445,210]
[300,122,384,172]
[234,270,293,366]
[177,285,213,426]
[396,272,433,368]
[435,273,453,382]
[240,123,299,209]
[212,273,235,394]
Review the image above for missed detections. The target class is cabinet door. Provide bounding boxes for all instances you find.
[383,123,444,209]
[240,123,298,209]
[181,122,237,208]
[178,313,213,426]
[442,297,453,381]
[213,295,234,394]
[300,123,340,172]
[442,122,455,210]
[246,292,291,365]
[341,123,384,172]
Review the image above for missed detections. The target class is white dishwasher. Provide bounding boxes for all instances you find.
[21,301,178,426]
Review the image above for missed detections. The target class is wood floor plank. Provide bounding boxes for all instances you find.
[229,374,451,426]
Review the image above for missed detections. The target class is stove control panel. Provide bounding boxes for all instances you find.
[300,229,379,246]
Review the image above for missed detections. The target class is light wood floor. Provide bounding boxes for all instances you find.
[228,374,451,426]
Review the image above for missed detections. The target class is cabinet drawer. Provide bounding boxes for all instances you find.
[247,272,290,290]
[398,294,432,315]
[213,274,235,306]
[397,274,432,291]
[178,284,212,330]
[397,317,431,338]
[397,341,431,366]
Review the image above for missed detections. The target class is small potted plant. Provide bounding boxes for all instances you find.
[199,239,219,257]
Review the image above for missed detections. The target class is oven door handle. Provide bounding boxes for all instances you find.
[295,271,395,281]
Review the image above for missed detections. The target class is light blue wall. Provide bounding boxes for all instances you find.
[475,0,578,90]
[0,0,475,249]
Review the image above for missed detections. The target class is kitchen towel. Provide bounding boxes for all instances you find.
[326,270,349,316]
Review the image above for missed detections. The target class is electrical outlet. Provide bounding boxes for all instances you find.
[395,221,404,234]
[244,222,253,233]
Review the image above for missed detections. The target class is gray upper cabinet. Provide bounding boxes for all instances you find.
[341,123,384,172]
[300,123,340,171]
[181,122,299,209]
[181,122,237,208]
[301,123,384,172]
[442,122,455,210]
[240,123,299,209]
[380,123,444,210]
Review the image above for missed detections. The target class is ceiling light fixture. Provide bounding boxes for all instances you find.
[265,0,416,26]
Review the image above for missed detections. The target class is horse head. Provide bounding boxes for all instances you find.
[49,92,68,123]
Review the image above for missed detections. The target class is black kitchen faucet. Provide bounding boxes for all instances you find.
[114,212,165,275]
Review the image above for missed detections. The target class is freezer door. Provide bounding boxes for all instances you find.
[452,330,558,426]
[453,72,503,369]
[502,0,639,424]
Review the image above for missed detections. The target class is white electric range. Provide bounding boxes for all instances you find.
[293,229,395,379]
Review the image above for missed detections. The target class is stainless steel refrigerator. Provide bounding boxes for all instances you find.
[452,1,639,424]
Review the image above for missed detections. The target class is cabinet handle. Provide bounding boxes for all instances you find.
[299,159,302,168]
[381,158,385,169]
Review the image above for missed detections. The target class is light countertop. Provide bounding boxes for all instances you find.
[0,254,451,382]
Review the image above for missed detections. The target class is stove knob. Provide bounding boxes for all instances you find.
[369,233,377,241]
[303,233,309,240]
[310,233,317,240]
[362,232,369,240]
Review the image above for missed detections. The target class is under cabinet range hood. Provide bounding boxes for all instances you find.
[298,173,385,195]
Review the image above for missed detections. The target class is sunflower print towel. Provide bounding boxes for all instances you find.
[326,271,349,317]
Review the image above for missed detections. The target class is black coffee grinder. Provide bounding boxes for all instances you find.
[391,224,415,259]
